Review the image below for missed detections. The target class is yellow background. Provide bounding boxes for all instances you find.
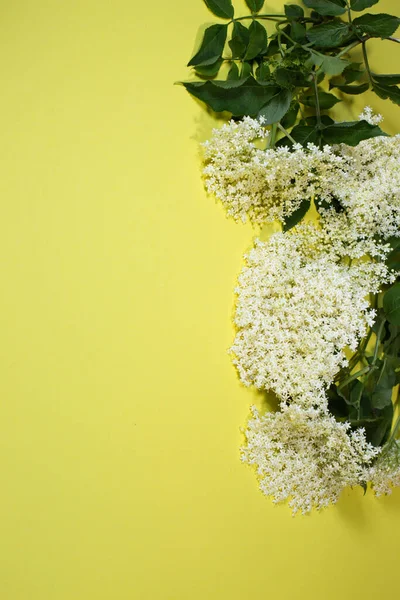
[0,1,399,598]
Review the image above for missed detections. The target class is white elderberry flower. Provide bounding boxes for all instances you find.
[241,404,379,515]
[358,106,384,126]
[230,225,388,404]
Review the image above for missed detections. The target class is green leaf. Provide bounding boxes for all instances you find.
[284,4,304,19]
[301,90,340,108]
[241,61,253,79]
[306,115,334,126]
[255,61,271,82]
[291,22,307,42]
[258,88,292,125]
[227,62,240,80]
[265,38,280,56]
[244,21,268,60]
[317,54,350,76]
[203,0,234,19]
[181,78,280,116]
[367,403,393,446]
[281,102,300,128]
[188,24,228,67]
[245,0,264,12]
[373,82,400,106]
[307,21,353,48]
[384,324,400,358]
[353,13,400,39]
[303,0,346,17]
[383,283,400,325]
[350,0,378,11]
[343,62,364,83]
[372,73,400,85]
[274,67,310,88]
[322,120,387,145]
[195,58,223,77]
[331,82,369,94]
[283,199,311,231]
[229,22,250,59]
[212,77,251,88]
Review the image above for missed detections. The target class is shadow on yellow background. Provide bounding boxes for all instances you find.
[0,1,399,599]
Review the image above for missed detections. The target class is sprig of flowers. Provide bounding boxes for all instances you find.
[182,0,400,514]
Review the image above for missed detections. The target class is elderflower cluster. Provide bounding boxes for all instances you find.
[202,117,345,224]
[242,404,380,515]
[231,225,388,405]
[203,116,400,244]
[331,135,400,240]
[369,443,400,496]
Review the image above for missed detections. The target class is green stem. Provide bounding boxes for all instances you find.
[231,14,287,24]
[277,122,296,144]
[312,73,323,148]
[275,24,285,58]
[362,41,373,85]
[338,365,372,390]
[345,1,352,24]
[337,39,362,57]
[372,318,386,364]
[268,123,278,148]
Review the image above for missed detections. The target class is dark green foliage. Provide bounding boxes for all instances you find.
[330,82,369,94]
[257,88,292,124]
[372,81,400,106]
[383,284,400,326]
[372,73,400,85]
[180,79,280,116]
[274,67,310,88]
[350,0,378,10]
[245,0,264,12]
[301,90,340,108]
[244,21,268,60]
[203,0,234,19]
[195,59,223,77]
[188,24,228,67]
[280,102,300,128]
[227,62,240,80]
[353,13,400,39]
[303,0,346,16]
[284,4,304,19]
[255,61,271,82]
[229,22,250,59]
[307,21,353,48]
[321,120,387,145]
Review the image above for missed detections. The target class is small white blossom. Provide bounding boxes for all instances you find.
[358,106,384,125]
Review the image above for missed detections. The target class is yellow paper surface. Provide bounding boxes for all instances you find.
[0,1,399,598]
